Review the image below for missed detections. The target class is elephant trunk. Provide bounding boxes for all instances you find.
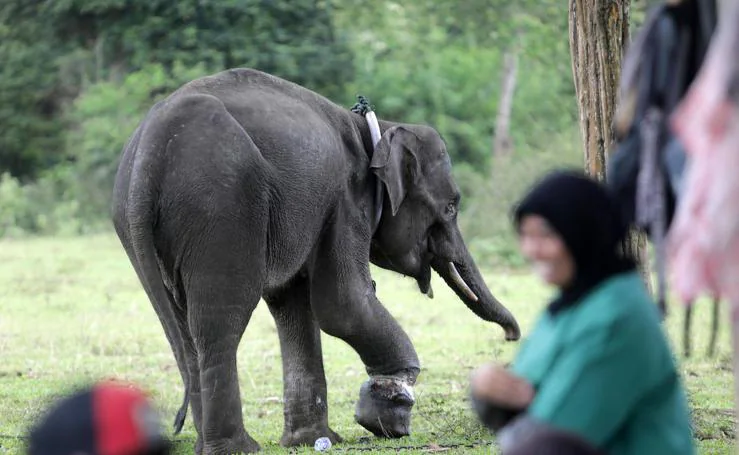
[430,230,521,341]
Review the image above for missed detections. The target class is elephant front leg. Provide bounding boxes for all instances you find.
[266,279,342,447]
[310,262,420,438]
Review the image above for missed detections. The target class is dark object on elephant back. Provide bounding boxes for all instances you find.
[350,95,374,116]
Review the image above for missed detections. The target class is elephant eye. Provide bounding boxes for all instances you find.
[445,202,457,216]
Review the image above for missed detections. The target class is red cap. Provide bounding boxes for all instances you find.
[28,381,170,455]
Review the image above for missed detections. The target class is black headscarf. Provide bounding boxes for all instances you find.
[512,169,636,315]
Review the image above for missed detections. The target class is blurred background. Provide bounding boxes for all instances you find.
[0,0,654,265]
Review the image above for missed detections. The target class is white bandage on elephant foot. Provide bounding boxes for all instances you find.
[367,375,416,403]
[354,375,416,438]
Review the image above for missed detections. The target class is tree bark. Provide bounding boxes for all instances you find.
[568,0,651,290]
[569,0,629,179]
[493,47,519,159]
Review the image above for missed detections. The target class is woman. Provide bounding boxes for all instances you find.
[470,170,695,454]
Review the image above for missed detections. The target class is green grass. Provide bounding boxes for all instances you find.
[0,234,735,454]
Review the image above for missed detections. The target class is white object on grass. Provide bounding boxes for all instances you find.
[314,437,332,452]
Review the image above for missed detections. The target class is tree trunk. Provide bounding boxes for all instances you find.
[568,0,651,291]
[493,47,519,159]
[569,0,629,179]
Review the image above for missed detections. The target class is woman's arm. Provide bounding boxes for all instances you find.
[469,392,525,432]
[469,363,535,432]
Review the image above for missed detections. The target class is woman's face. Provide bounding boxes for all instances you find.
[517,215,575,288]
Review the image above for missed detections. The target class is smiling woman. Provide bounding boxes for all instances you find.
[512,169,636,314]
[470,170,696,455]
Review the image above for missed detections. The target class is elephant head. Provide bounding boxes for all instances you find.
[368,124,521,341]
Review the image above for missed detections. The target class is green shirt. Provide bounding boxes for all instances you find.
[511,271,695,455]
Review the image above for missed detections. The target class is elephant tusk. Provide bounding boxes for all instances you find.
[448,262,479,302]
[426,284,434,299]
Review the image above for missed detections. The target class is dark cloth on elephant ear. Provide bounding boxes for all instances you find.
[512,169,636,315]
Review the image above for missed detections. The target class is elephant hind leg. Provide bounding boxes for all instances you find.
[265,276,342,448]
[117,235,196,439]
[182,228,267,455]
[159,262,248,455]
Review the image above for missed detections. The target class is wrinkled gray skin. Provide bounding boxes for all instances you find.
[112,68,521,454]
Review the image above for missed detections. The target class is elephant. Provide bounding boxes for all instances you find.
[112,67,521,454]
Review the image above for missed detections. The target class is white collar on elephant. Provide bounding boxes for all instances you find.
[350,95,385,236]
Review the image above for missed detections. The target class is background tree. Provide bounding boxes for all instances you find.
[568,0,650,286]
[568,0,629,180]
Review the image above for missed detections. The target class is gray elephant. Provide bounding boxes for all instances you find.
[112,67,521,454]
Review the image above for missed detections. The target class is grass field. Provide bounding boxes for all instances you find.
[0,234,735,454]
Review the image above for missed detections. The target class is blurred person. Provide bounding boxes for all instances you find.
[469,170,695,455]
[27,381,170,455]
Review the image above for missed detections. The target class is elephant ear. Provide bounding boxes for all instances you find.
[370,126,421,216]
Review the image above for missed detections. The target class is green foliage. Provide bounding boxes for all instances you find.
[1,0,582,252]
[347,42,503,169]
[1,63,215,238]
[46,0,354,99]
[338,1,575,171]
[64,63,212,223]
[0,4,67,177]
[1,0,353,182]
[0,172,28,237]
[0,170,84,237]
[456,130,583,268]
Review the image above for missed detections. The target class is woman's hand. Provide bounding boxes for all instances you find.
[470,363,535,410]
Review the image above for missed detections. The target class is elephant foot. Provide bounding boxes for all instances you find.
[202,431,261,454]
[354,376,415,438]
[280,423,343,447]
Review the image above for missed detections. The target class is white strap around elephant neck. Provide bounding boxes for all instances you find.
[365,110,382,147]
[364,111,384,235]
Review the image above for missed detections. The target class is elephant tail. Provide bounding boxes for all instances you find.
[124,112,191,436]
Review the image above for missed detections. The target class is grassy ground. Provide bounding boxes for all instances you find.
[0,234,735,454]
